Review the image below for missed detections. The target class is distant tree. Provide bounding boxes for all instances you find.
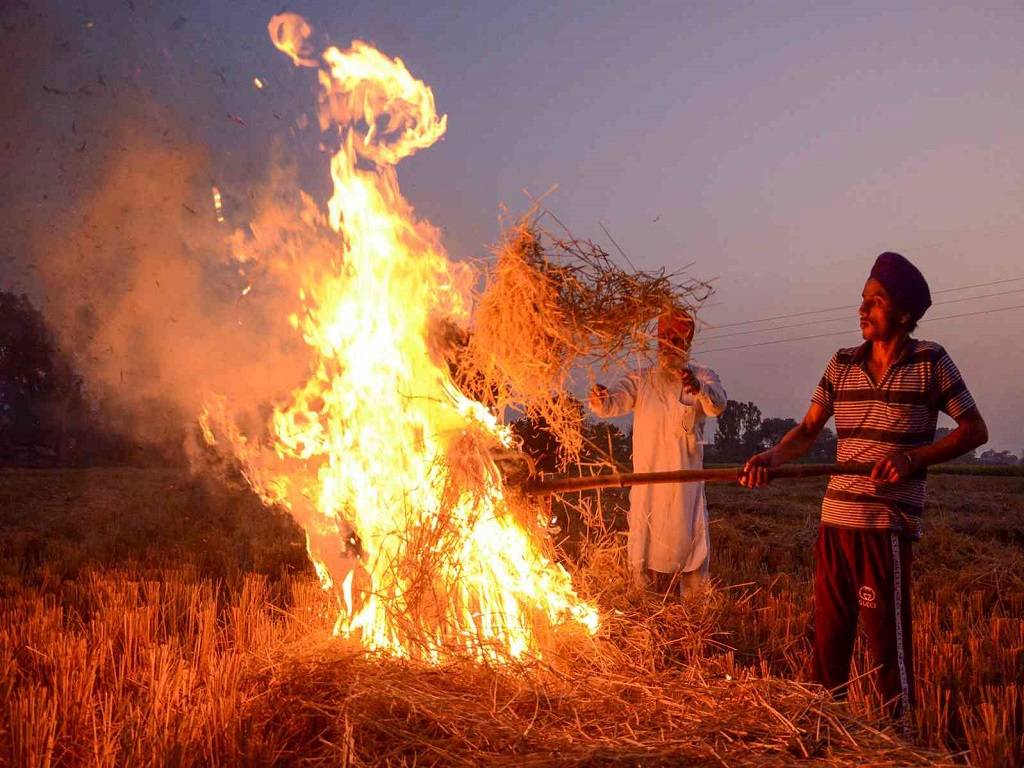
[738,404,764,458]
[809,425,838,461]
[712,401,739,453]
[0,292,84,463]
[713,400,763,461]
[755,417,798,453]
[977,448,1018,466]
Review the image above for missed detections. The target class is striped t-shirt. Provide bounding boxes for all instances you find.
[811,339,976,538]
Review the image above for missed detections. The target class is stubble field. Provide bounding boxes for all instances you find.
[0,467,1020,766]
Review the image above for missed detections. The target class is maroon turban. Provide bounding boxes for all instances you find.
[658,309,695,344]
[870,252,931,322]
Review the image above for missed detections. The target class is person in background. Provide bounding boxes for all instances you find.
[740,252,988,727]
[588,308,727,595]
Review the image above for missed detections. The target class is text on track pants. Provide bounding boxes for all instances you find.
[812,524,914,719]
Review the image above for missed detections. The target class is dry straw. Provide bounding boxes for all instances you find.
[451,213,712,468]
[0,552,950,767]
[2,470,1017,766]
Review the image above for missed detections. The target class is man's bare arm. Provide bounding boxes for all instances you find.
[740,402,830,487]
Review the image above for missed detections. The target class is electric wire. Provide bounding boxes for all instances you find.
[695,286,1024,344]
[696,303,1024,356]
[703,275,1024,330]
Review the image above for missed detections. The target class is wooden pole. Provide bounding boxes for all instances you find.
[520,462,876,495]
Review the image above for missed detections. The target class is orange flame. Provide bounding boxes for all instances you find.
[205,15,597,661]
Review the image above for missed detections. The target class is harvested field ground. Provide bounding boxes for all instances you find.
[0,468,1021,766]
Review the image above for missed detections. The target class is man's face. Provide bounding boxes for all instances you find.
[658,319,694,368]
[859,277,906,342]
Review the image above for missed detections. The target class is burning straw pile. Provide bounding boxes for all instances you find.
[451,215,712,467]
[1,544,949,767]
[242,537,947,767]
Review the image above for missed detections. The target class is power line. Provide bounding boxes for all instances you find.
[703,275,1024,330]
[695,286,1024,344]
[932,276,1024,295]
[696,303,1024,356]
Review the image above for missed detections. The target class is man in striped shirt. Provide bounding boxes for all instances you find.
[740,252,988,725]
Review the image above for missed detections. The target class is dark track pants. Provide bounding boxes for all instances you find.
[812,524,914,720]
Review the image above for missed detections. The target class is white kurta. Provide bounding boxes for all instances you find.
[590,363,727,578]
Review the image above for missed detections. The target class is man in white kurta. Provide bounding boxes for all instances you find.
[588,310,727,593]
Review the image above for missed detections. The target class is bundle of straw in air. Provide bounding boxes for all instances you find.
[451,214,712,467]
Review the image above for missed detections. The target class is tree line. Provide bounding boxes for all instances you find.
[706,400,836,463]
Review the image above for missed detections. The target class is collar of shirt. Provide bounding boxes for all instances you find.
[851,338,918,369]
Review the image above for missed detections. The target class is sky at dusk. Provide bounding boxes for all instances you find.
[3,1,1023,451]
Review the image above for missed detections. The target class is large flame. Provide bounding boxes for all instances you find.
[204,14,597,662]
